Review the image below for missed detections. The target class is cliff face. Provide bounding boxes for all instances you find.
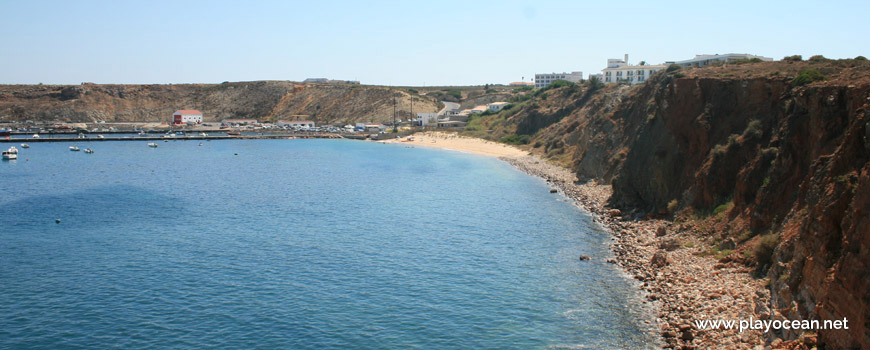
[0,81,439,124]
[613,72,869,348]
[487,59,870,348]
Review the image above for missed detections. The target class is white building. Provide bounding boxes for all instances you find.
[469,105,488,114]
[534,71,583,89]
[673,53,773,67]
[172,110,203,124]
[417,113,439,127]
[587,73,604,82]
[601,55,666,85]
[486,102,510,112]
[277,120,315,128]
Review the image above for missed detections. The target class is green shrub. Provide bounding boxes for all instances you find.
[793,68,825,86]
[751,233,780,269]
[742,120,764,140]
[783,55,803,62]
[500,134,531,145]
[546,80,575,90]
[808,55,828,63]
[855,56,867,61]
[666,64,682,72]
[713,201,732,216]
[445,89,461,99]
[587,76,604,91]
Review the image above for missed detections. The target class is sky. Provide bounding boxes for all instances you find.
[1,0,867,86]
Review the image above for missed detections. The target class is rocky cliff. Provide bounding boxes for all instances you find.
[478,58,870,348]
[0,81,440,124]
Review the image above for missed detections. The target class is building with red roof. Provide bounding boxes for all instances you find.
[173,110,203,124]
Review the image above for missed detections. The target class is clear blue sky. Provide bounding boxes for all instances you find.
[1,0,867,86]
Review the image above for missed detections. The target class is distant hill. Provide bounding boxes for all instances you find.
[0,81,441,124]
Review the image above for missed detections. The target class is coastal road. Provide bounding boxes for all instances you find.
[438,101,460,115]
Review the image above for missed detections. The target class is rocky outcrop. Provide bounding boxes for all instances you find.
[0,81,439,124]
[488,59,870,349]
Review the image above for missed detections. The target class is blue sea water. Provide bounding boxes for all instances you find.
[0,139,657,349]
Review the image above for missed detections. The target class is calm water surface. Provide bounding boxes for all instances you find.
[0,139,656,349]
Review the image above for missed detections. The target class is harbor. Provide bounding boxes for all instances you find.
[1,133,347,143]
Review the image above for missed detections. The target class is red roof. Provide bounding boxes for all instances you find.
[174,110,202,115]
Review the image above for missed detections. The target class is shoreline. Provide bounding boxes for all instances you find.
[379,132,528,158]
[402,132,768,349]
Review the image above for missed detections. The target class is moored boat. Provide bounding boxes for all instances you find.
[69,146,81,151]
[2,146,18,160]
[21,143,30,148]
[84,148,94,154]
[147,142,158,148]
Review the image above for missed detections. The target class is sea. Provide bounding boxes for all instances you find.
[0,139,657,349]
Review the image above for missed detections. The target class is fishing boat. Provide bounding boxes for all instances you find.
[84,148,94,154]
[69,146,81,152]
[147,142,158,148]
[0,129,11,137]
[227,130,241,136]
[2,146,18,160]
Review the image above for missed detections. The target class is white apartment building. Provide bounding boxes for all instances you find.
[601,55,666,85]
[673,53,773,67]
[486,102,510,112]
[534,71,583,89]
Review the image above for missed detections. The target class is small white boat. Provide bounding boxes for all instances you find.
[2,146,18,160]
[21,143,30,148]
[69,146,81,151]
[84,148,94,154]
[32,134,40,138]
[98,135,104,139]
[147,142,158,148]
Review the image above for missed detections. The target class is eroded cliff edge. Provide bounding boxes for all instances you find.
[477,58,869,348]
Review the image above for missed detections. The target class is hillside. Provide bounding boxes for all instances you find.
[0,81,440,124]
[471,57,870,349]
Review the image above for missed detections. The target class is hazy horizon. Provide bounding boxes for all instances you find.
[2,0,868,86]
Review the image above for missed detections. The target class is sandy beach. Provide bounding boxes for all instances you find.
[383,132,529,158]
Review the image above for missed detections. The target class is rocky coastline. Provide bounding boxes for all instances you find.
[502,155,771,350]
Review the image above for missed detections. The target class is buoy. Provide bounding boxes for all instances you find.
[55,219,61,224]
